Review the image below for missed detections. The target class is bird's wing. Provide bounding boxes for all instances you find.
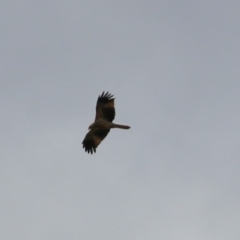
[82,128,110,154]
[95,91,115,122]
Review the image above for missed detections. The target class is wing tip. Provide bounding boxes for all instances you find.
[98,91,115,101]
[82,141,97,154]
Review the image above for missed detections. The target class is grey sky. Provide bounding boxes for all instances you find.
[1,1,240,239]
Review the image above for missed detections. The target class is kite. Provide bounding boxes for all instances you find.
[82,91,130,154]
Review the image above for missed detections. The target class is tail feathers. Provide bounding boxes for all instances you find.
[112,124,130,129]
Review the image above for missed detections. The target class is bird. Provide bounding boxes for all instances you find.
[82,91,130,154]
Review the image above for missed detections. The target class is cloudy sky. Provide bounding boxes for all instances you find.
[1,1,240,239]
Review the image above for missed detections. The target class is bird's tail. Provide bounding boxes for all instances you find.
[112,123,130,129]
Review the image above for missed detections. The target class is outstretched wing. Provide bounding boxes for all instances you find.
[82,129,110,154]
[95,91,115,122]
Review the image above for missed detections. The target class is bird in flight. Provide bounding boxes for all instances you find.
[82,91,130,154]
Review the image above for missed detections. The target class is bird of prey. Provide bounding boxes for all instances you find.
[82,91,130,154]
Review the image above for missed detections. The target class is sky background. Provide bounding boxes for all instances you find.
[1,1,240,239]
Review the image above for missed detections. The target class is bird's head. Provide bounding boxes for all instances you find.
[88,123,94,130]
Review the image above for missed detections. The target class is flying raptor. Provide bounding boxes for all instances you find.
[82,91,130,154]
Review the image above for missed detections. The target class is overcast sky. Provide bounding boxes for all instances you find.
[1,1,240,239]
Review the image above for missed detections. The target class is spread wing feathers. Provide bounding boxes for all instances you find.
[95,91,115,122]
[82,129,110,154]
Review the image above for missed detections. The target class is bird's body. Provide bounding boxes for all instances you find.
[89,119,130,130]
[82,92,130,154]
[90,119,113,130]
